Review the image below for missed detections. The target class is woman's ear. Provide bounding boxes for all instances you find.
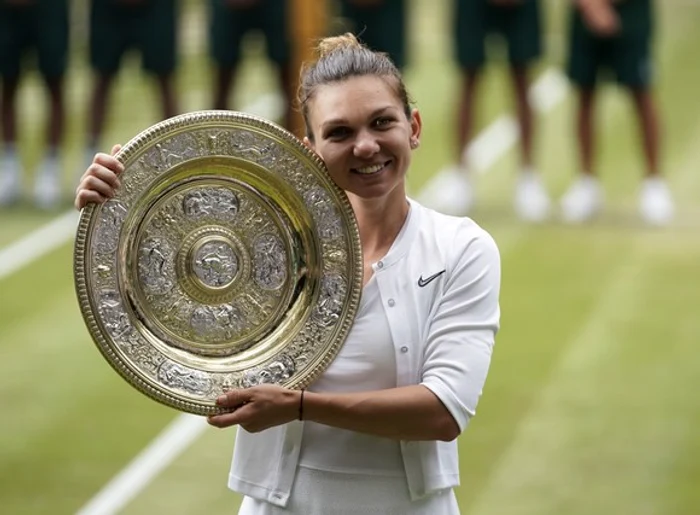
[410,108,423,142]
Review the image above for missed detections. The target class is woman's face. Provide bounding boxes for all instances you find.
[304,75,421,202]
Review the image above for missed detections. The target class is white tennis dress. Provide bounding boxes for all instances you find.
[237,274,460,515]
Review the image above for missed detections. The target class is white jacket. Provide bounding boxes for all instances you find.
[227,199,501,507]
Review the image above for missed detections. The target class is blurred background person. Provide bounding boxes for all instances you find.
[86,0,180,169]
[0,0,70,209]
[442,0,551,222]
[209,0,293,130]
[560,0,674,225]
[334,0,408,70]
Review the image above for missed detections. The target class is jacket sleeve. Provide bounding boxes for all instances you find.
[419,225,501,433]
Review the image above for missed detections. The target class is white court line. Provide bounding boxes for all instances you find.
[71,68,570,515]
[0,210,79,282]
[76,415,208,515]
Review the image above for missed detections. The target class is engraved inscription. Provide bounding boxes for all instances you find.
[253,234,287,290]
[192,241,239,288]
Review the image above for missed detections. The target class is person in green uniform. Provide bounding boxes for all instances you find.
[443,0,550,222]
[209,0,293,130]
[86,0,180,168]
[0,0,70,209]
[336,0,408,70]
[560,0,673,225]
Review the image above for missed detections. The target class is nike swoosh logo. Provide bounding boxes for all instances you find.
[418,269,446,287]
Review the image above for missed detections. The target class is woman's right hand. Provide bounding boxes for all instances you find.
[74,144,124,210]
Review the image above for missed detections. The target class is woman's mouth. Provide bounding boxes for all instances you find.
[353,160,391,175]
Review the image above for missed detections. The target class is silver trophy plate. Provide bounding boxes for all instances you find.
[74,111,362,415]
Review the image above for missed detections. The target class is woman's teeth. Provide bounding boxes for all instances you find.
[356,162,387,175]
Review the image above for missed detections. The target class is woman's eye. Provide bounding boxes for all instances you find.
[374,117,395,128]
[326,127,350,140]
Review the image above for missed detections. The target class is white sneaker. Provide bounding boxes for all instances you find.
[418,165,474,216]
[33,155,62,210]
[0,155,22,206]
[639,177,674,226]
[514,170,551,222]
[560,175,603,223]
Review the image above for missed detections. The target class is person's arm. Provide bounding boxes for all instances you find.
[209,227,501,442]
[575,0,621,36]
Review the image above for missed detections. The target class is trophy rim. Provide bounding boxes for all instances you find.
[73,110,363,415]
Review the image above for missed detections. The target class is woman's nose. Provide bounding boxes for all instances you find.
[353,130,380,158]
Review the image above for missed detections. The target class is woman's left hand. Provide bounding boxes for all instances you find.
[207,385,301,432]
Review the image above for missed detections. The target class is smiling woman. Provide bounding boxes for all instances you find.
[73,33,502,515]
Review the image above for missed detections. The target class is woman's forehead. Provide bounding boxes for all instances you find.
[311,76,403,117]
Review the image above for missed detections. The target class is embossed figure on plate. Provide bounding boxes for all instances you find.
[183,187,239,220]
[190,303,244,341]
[192,240,239,288]
[138,237,176,295]
[253,233,287,290]
[93,200,128,254]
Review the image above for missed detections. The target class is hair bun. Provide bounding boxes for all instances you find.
[316,33,363,58]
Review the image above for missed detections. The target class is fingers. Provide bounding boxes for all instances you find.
[111,144,122,156]
[75,146,124,210]
[207,403,254,429]
[216,388,254,409]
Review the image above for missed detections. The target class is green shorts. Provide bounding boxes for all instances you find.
[0,1,69,80]
[455,0,542,71]
[566,2,653,89]
[338,0,407,69]
[89,0,178,75]
[209,0,289,68]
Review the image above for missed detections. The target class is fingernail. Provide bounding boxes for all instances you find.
[216,395,226,405]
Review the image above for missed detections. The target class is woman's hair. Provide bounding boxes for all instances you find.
[298,33,413,141]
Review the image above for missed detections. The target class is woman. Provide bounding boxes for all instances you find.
[75,34,501,515]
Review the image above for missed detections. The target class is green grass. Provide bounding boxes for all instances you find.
[1,0,700,514]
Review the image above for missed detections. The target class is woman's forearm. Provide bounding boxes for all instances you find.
[303,385,460,442]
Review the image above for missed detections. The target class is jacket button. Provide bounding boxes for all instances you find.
[377,260,384,269]
[400,346,409,353]
[388,298,395,307]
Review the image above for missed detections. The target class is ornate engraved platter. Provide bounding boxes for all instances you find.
[74,111,362,415]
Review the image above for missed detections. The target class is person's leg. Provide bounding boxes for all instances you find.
[630,88,659,177]
[33,74,66,209]
[263,0,293,129]
[86,0,126,167]
[0,75,22,206]
[560,5,604,222]
[87,73,116,154]
[0,5,27,206]
[456,69,482,167]
[209,0,247,111]
[631,86,672,224]
[576,88,596,177]
[509,65,535,169]
[140,0,179,119]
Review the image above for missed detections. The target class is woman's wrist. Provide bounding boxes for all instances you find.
[298,389,305,421]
